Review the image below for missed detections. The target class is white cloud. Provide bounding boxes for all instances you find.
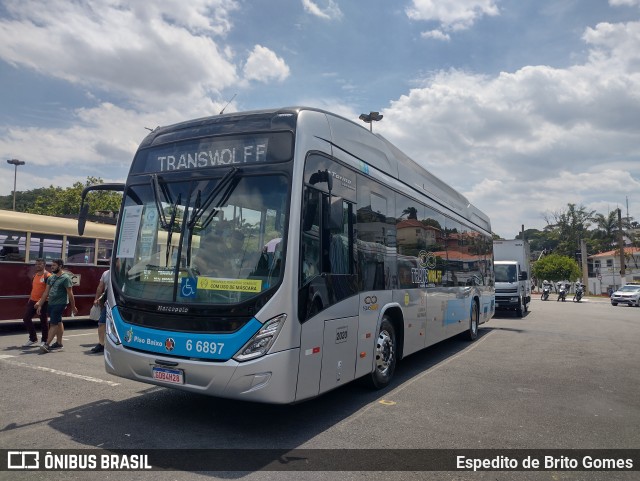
[301,0,343,20]
[0,0,295,195]
[242,45,290,83]
[0,0,241,108]
[609,0,640,7]
[421,29,451,41]
[377,20,640,237]
[407,0,499,35]
[0,98,232,197]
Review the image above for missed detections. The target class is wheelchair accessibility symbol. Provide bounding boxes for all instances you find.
[180,277,197,298]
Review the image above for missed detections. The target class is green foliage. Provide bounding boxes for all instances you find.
[516,228,558,253]
[532,254,582,283]
[504,203,638,260]
[0,187,52,212]
[543,203,594,257]
[25,177,121,217]
[0,177,121,217]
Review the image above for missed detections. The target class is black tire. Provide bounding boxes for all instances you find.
[368,317,396,389]
[611,302,617,306]
[516,297,524,317]
[467,301,479,341]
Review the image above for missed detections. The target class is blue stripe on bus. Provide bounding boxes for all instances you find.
[113,307,262,361]
[444,298,469,325]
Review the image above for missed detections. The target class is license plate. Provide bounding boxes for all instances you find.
[152,366,184,385]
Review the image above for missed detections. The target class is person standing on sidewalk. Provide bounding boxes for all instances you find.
[35,259,78,353]
[21,258,51,347]
[89,269,110,353]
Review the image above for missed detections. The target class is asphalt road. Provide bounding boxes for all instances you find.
[0,298,638,481]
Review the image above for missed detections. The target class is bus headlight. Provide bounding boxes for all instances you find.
[105,306,121,345]
[234,314,286,362]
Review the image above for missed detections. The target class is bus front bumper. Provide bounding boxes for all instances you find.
[104,341,300,404]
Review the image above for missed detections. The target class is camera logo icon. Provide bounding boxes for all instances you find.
[7,451,39,469]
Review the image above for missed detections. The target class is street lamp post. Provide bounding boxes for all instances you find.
[6,159,26,211]
[359,111,383,132]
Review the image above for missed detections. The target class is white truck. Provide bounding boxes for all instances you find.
[493,239,531,317]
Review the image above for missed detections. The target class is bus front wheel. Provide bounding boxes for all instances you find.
[368,317,397,389]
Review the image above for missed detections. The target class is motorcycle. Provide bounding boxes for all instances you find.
[541,282,551,301]
[573,283,584,302]
[557,283,567,302]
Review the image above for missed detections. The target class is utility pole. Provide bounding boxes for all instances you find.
[6,159,25,211]
[358,112,383,132]
[581,239,588,295]
[618,208,626,286]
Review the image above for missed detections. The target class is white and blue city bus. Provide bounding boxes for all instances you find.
[79,107,494,404]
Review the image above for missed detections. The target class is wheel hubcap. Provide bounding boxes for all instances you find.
[375,330,393,375]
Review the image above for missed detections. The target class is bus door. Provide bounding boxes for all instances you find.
[296,180,360,399]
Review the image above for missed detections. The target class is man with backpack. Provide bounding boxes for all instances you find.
[21,258,50,347]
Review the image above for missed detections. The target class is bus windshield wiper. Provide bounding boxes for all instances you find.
[165,193,182,266]
[185,190,202,267]
[188,167,241,231]
[150,174,174,230]
[150,175,184,266]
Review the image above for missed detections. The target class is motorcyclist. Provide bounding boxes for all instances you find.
[573,281,584,302]
[557,281,567,301]
[541,280,551,300]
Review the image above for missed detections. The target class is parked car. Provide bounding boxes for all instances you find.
[610,284,640,307]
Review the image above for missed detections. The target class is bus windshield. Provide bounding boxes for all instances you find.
[114,173,289,306]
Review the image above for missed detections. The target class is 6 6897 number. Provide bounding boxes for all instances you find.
[185,339,224,354]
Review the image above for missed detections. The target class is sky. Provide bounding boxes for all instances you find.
[1,0,639,239]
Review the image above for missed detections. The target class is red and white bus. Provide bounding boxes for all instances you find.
[0,209,115,321]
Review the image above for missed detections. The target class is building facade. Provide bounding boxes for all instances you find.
[588,247,640,294]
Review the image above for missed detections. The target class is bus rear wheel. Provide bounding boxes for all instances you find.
[368,317,396,389]
[467,301,479,341]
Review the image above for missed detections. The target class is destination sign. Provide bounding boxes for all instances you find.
[135,132,293,174]
[157,139,268,172]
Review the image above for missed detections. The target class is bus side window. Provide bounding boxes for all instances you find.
[67,236,96,264]
[301,187,321,285]
[301,236,320,284]
[0,231,26,262]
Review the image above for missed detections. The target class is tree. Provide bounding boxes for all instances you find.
[543,203,594,258]
[27,177,121,217]
[590,211,619,253]
[515,228,557,254]
[532,254,582,283]
[401,206,418,220]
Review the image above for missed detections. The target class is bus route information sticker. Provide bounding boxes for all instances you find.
[117,205,143,258]
[197,277,262,293]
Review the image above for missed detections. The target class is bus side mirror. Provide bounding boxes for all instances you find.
[77,182,125,236]
[78,202,89,236]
